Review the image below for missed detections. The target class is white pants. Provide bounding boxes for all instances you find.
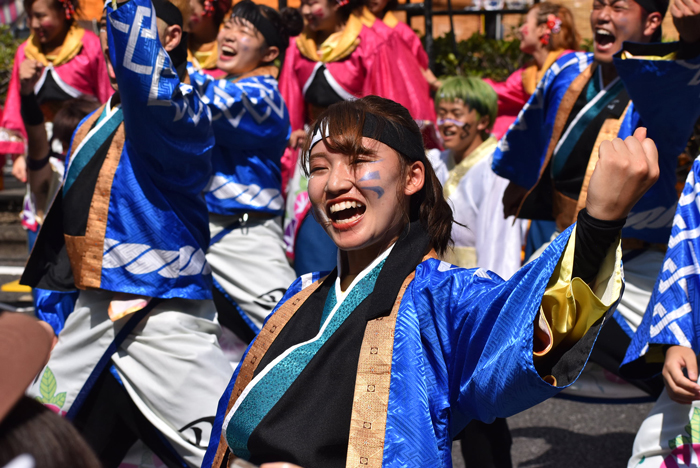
[207,213,296,329]
[629,387,700,467]
[28,290,233,467]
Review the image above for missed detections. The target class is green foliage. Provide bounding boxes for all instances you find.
[430,30,527,82]
[0,26,22,103]
[580,38,594,52]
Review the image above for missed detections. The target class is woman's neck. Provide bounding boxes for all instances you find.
[531,45,550,70]
[339,235,399,291]
[314,17,347,45]
[41,28,69,57]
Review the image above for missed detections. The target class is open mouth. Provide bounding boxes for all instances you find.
[220,45,237,60]
[328,200,366,226]
[442,128,457,138]
[594,29,616,50]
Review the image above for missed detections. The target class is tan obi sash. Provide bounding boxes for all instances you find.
[64,105,125,291]
[214,251,437,467]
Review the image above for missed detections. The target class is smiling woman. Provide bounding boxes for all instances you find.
[187,0,301,346]
[203,95,660,468]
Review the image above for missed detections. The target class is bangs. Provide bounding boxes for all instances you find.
[230,1,263,32]
[302,101,402,176]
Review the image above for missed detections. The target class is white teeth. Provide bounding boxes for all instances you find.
[222,45,235,53]
[596,29,612,36]
[334,213,362,224]
[329,201,364,214]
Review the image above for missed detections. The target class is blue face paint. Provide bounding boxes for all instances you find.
[362,186,385,198]
[358,171,380,182]
[437,118,464,127]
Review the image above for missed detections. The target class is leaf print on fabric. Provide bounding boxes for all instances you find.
[51,392,66,408]
[663,408,700,467]
[39,367,58,403]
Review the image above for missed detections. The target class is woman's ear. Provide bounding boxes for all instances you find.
[404,161,425,196]
[262,45,280,63]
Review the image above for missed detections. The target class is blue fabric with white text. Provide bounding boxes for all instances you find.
[85,0,215,299]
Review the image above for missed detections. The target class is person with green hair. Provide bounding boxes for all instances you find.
[428,75,528,468]
[428,75,500,269]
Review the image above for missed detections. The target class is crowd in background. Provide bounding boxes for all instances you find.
[0,0,700,465]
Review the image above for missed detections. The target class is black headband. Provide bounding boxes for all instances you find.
[309,112,427,163]
[151,0,182,26]
[231,1,282,49]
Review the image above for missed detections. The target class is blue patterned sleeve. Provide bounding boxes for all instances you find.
[106,0,213,173]
[190,71,291,151]
[415,225,622,427]
[621,157,700,379]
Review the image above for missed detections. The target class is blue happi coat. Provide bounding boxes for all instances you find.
[189,68,290,217]
[492,43,700,244]
[204,225,624,467]
[72,0,213,299]
[622,157,700,378]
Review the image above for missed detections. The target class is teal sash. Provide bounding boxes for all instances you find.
[224,259,386,460]
[64,105,124,194]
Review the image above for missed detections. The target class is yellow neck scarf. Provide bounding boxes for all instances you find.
[296,13,363,63]
[443,136,498,199]
[521,49,563,96]
[188,41,219,71]
[382,10,399,28]
[24,24,84,67]
[359,7,376,27]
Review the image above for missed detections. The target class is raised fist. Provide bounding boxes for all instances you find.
[672,0,700,44]
[19,59,44,96]
[585,127,659,221]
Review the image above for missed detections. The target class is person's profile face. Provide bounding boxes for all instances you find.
[590,0,647,63]
[519,7,543,54]
[300,0,336,32]
[216,16,267,76]
[436,99,481,154]
[28,0,67,46]
[188,0,207,34]
[307,137,410,254]
[99,15,118,91]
